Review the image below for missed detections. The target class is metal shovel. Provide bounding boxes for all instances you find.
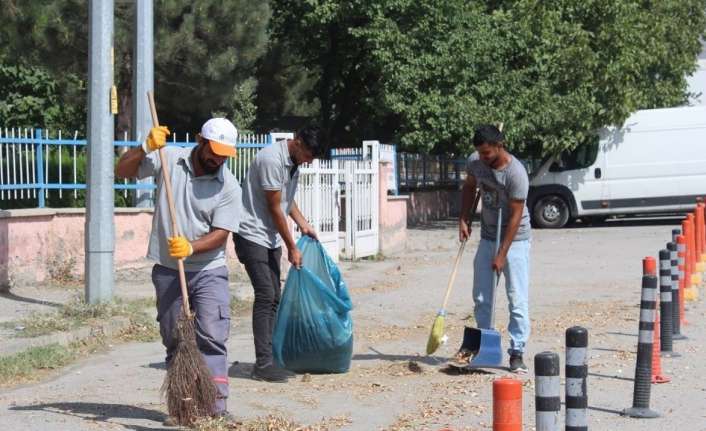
[463,207,504,368]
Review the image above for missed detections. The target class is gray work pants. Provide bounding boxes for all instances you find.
[152,264,230,414]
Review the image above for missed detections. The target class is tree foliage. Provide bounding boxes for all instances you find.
[272,0,706,156]
[0,1,271,134]
[0,64,82,129]
[154,0,271,132]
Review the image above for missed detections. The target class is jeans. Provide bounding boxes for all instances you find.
[472,238,531,355]
[152,264,230,414]
[233,233,282,369]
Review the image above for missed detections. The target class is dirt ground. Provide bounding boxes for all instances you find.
[1,217,705,430]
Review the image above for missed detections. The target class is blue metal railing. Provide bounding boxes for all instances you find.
[0,128,271,208]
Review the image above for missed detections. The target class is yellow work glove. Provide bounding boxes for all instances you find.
[168,236,193,259]
[142,126,170,153]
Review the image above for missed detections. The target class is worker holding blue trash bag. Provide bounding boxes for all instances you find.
[234,125,329,382]
[272,235,353,375]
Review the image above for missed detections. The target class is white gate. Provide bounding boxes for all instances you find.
[296,159,341,262]
[343,150,379,259]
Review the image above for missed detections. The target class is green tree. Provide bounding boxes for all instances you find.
[154,0,271,133]
[0,1,271,135]
[0,64,82,129]
[269,1,389,147]
[272,0,706,156]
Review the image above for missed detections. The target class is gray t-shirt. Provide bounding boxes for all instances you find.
[466,152,531,242]
[238,140,300,249]
[138,146,243,271]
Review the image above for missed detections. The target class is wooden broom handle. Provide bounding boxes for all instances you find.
[440,188,482,310]
[147,91,191,318]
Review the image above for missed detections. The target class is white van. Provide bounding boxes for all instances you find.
[528,106,706,228]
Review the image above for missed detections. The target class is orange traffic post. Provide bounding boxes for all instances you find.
[493,377,522,431]
[694,203,706,275]
[651,305,670,384]
[684,216,699,300]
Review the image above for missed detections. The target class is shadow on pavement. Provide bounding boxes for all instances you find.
[10,402,166,430]
[352,352,443,366]
[0,291,62,308]
[568,216,683,229]
[145,362,167,370]
[587,405,625,415]
[604,331,637,338]
[588,372,634,382]
[591,347,635,354]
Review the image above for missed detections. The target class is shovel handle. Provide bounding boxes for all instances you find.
[489,208,503,328]
[147,91,191,319]
[440,188,482,310]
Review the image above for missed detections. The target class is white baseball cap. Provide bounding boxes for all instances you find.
[200,118,238,157]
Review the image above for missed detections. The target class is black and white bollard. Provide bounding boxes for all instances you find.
[535,351,561,431]
[566,327,588,431]
[669,232,687,340]
[622,257,659,419]
[659,249,678,357]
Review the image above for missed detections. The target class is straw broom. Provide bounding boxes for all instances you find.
[148,92,218,425]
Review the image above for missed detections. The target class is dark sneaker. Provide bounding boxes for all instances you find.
[251,364,290,383]
[509,354,528,374]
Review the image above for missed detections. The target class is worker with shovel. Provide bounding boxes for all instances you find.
[234,125,324,383]
[457,124,531,373]
[116,118,242,422]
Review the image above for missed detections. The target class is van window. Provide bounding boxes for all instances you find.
[551,138,599,171]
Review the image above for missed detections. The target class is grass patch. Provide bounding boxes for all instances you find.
[0,334,109,387]
[0,299,156,387]
[0,344,75,385]
[12,296,156,338]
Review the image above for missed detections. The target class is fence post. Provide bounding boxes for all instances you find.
[34,128,45,208]
[422,154,427,187]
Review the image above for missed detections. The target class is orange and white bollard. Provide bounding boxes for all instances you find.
[493,377,522,431]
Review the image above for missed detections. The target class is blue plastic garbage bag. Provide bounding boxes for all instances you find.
[272,236,353,373]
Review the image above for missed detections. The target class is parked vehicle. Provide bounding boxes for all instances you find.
[528,106,706,228]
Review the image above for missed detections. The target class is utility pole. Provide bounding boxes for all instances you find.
[132,0,155,207]
[85,0,115,304]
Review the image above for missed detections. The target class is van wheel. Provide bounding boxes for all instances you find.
[533,195,570,228]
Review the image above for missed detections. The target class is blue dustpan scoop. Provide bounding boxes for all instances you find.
[462,326,503,368]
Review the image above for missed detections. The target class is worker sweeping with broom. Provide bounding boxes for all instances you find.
[456,124,532,373]
[116,110,242,425]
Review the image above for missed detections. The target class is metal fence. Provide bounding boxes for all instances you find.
[332,142,398,195]
[0,127,270,208]
[396,152,467,190]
